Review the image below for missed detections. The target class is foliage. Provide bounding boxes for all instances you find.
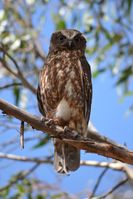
[0,0,133,198]
[0,0,132,107]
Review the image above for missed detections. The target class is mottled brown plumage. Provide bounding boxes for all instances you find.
[37,29,92,174]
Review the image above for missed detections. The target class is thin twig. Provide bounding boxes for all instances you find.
[81,160,133,180]
[1,152,133,181]
[0,163,40,192]
[0,135,42,149]
[0,152,53,164]
[34,39,46,61]
[0,57,17,76]
[20,121,24,149]
[0,152,133,181]
[0,45,37,94]
[98,178,128,199]
[0,83,22,90]
[0,99,133,165]
[90,167,109,198]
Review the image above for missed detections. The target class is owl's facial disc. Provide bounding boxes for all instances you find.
[57,34,74,49]
[50,29,86,52]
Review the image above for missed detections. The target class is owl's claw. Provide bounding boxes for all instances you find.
[64,126,79,139]
[41,117,55,127]
[64,126,71,133]
[41,116,48,122]
[45,119,55,127]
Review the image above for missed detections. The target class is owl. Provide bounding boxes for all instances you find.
[37,29,92,174]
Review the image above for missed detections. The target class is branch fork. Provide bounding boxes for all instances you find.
[0,98,133,165]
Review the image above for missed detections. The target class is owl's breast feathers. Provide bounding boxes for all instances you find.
[38,50,92,133]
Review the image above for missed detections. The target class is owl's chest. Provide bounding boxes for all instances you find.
[50,56,82,94]
[42,53,84,120]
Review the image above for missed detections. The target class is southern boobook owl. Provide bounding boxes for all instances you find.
[37,29,92,174]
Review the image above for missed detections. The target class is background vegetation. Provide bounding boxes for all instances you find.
[0,0,133,198]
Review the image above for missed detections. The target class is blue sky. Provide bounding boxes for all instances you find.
[0,0,133,197]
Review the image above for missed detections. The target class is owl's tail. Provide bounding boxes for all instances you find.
[53,138,80,174]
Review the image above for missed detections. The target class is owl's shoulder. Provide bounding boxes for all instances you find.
[47,49,83,60]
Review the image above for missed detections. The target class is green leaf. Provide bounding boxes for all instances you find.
[33,134,50,149]
[127,0,132,14]
[117,76,128,85]
[100,43,112,54]
[0,188,10,198]
[116,66,133,85]
[124,91,133,96]
[37,195,46,199]
[27,194,32,199]
[10,193,21,199]
[23,179,32,187]
[56,19,66,30]
[17,184,25,194]
[10,39,21,50]
[93,68,106,78]
[118,91,133,104]
[52,14,66,30]
[51,193,64,199]
[13,84,21,106]
[100,26,112,42]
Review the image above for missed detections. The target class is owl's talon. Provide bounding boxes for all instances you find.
[41,117,48,122]
[64,126,72,134]
[72,130,79,138]
[41,117,55,127]
[45,119,55,127]
[64,126,79,139]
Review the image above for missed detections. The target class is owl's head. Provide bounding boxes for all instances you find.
[49,29,86,52]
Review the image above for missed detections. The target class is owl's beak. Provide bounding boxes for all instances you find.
[68,40,72,47]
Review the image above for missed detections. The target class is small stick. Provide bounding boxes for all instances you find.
[20,121,24,149]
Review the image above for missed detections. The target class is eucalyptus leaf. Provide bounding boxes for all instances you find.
[13,85,20,106]
[33,134,50,149]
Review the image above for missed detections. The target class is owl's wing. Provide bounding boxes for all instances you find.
[37,73,46,117]
[80,56,92,125]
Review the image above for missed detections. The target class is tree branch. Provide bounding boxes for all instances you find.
[0,82,22,90]
[0,152,53,164]
[0,153,127,170]
[98,178,128,199]
[1,151,133,182]
[90,167,109,198]
[81,160,133,180]
[0,163,39,192]
[1,152,133,179]
[0,98,133,165]
[0,45,37,94]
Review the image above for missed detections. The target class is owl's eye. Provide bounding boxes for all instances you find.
[58,35,66,42]
[75,36,81,42]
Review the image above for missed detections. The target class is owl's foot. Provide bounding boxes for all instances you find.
[64,126,71,133]
[64,126,79,139]
[41,116,48,122]
[46,119,56,127]
[41,117,55,127]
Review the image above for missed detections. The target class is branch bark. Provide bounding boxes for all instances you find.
[0,152,53,164]
[0,98,133,165]
[1,152,133,180]
[0,45,37,94]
